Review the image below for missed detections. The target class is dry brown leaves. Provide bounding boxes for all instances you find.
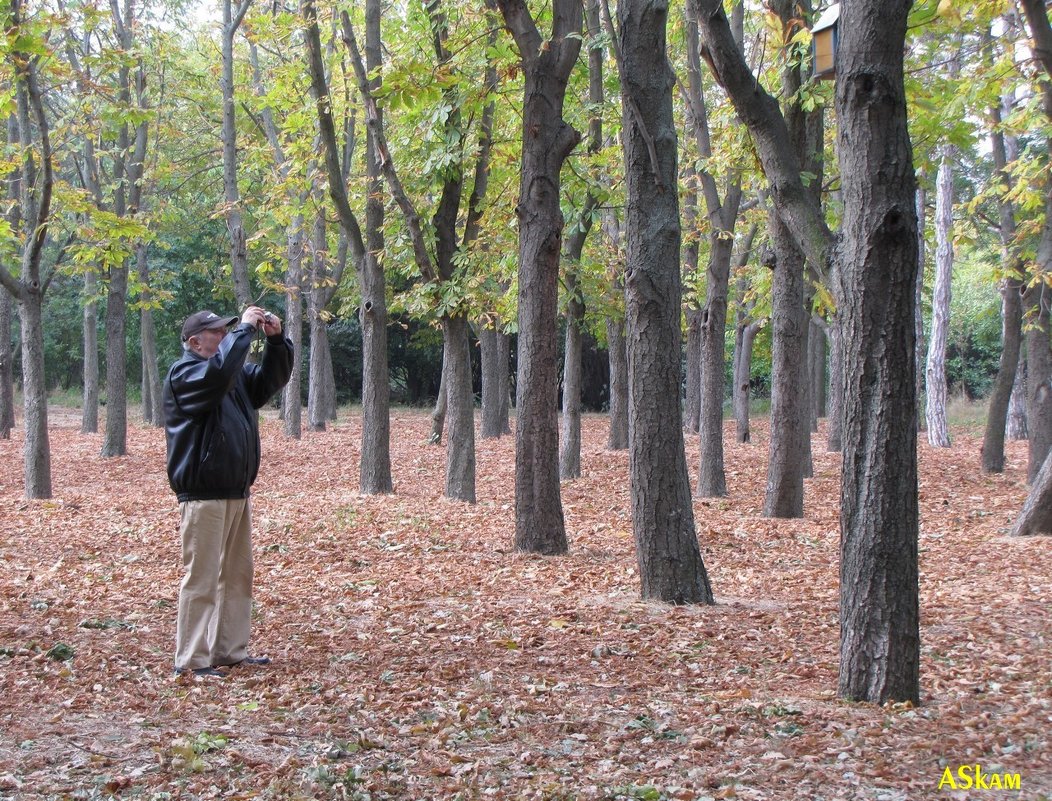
[0,409,1049,800]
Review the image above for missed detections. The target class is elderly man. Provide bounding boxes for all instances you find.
[163,306,293,678]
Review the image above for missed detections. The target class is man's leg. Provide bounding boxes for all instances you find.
[175,500,226,671]
[211,497,253,666]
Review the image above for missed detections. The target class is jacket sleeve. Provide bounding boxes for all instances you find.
[244,333,295,409]
[167,325,254,417]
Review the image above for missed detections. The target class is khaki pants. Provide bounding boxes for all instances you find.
[175,498,254,670]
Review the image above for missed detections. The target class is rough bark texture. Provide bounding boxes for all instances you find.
[696,234,734,497]
[983,278,1024,472]
[560,274,584,479]
[1011,448,1052,535]
[809,316,826,429]
[1008,351,1028,440]
[282,219,305,440]
[222,0,251,309]
[763,212,809,517]
[619,0,712,604]
[914,181,927,428]
[924,147,954,447]
[497,0,582,554]
[442,315,476,502]
[606,316,629,450]
[732,320,760,444]
[835,0,920,704]
[683,306,702,435]
[429,357,447,445]
[81,270,99,434]
[1024,282,1052,482]
[101,264,129,457]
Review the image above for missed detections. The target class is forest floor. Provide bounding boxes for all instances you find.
[0,408,1050,801]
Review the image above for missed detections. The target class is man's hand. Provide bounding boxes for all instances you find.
[242,306,282,336]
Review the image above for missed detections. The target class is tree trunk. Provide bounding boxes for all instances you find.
[619,0,712,604]
[138,245,163,427]
[1008,351,1028,440]
[222,0,251,308]
[763,213,810,518]
[696,234,734,497]
[1024,282,1052,482]
[1011,449,1052,536]
[732,319,759,444]
[429,351,448,445]
[924,146,954,447]
[826,310,843,452]
[480,321,510,438]
[283,217,305,440]
[101,258,128,457]
[982,277,1024,473]
[21,292,51,497]
[81,269,99,434]
[307,314,334,433]
[606,315,629,450]
[497,0,582,555]
[0,288,12,439]
[835,0,920,704]
[560,278,584,479]
[359,0,393,492]
[914,180,927,428]
[443,314,476,501]
[684,307,702,434]
[809,317,826,430]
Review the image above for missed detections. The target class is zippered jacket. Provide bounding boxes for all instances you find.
[162,324,293,502]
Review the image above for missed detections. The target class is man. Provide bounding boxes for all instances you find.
[163,306,293,678]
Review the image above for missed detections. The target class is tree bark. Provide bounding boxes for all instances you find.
[809,316,826,429]
[684,306,702,435]
[733,319,760,443]
[924,144,955,447]
[0,287,13,439]
[1011,449,1052,535]
[1008,350,1028,440]
[480,321,511,438]
[835,0,920,704]
[430,353,448,445]
[606,315,629,450]
[443,314,476,501]
[497,0,582,553]
[82,269,99,433]
[914,179,927,429]
[138,245,163,427]
[282,217,305,440]
[560,272,584,479]
[221,0,252,309]
[1024,280,1052,482]
[618,0,713,604]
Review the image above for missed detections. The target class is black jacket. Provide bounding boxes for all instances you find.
[163,323,294,502]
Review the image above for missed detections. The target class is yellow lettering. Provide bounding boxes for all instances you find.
[989,774,1002,790]
[1004,773,1021,790]
[938,767,957,790]
[957,765,974,790]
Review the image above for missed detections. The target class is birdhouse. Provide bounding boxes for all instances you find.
[812,4,840,80]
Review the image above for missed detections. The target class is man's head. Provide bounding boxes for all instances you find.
[181,310,238,357]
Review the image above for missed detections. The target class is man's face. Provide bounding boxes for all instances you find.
[188,327,227,358]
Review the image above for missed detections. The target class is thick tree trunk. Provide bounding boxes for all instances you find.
[443,314,476,501]
[826,311,844,452]
[763,213,809,518]
[138,246,163,427]
[982,278,1024,473]
[606,315,629,450]
[1011,449,1052,535]
[835,0,920,704]
[307,315,334,432]
[480,321,510,438]
[924,147,954,447]
[619,0,712,604]
[20,291,51,498]
[81,269,99,434]
[732,319,759,444]
[497,0,582,555]
[101,260,128,457]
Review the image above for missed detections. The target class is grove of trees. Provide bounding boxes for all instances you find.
[2,0,1051,707]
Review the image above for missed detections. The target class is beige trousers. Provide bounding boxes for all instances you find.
[175,498,254,670]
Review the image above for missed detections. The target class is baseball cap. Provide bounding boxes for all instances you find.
[181,310,239,342]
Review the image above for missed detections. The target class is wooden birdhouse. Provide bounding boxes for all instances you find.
[812,4,840,80]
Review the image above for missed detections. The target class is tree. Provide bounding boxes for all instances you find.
[692,0,920,702]
[834,0,920,704]
[496,0,582,553]
[221,0,253,309]
[303,0,392,493]
[0,0,56,498]
[616,0,713,604]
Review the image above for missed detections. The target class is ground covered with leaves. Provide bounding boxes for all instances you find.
[0,409,1049,800]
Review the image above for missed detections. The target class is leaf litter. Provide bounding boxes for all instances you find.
[0,410,1049,799]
